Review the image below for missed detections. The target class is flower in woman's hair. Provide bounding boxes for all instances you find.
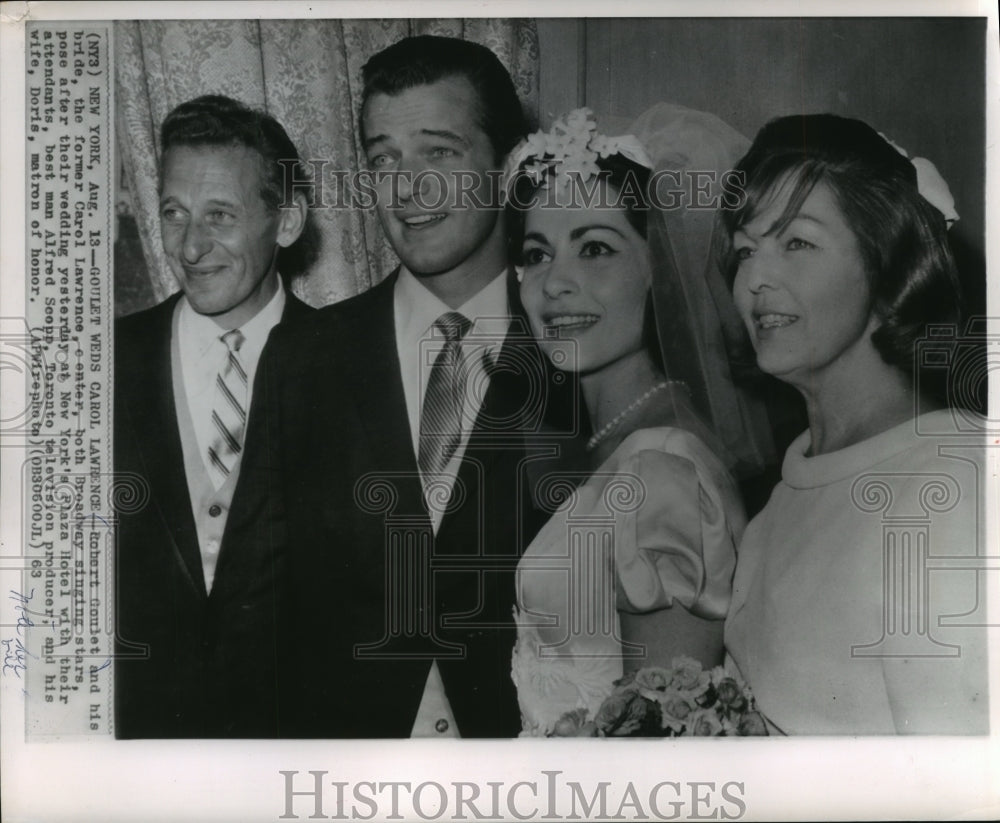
[568,157,601,183]
[526,130,551,157]
[504,107,652,201]
[670,656,711,693]
[589,133,615,159]
[523,161,550,185]
[563,107,596,133]
[688,707,725,737]
[547,130,572,160]
[736,710,768,736]
[910,157,959,226]
[595,688,647,736]
[714,677,748,712]
[552,708,596,737]
[877,131,959,227]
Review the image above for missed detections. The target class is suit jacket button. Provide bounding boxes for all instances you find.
[435,718,449,733]
[208,504,222,517]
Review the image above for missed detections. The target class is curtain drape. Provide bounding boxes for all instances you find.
[115,19,539,310]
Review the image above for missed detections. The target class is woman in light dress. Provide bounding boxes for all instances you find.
[507,105,774,736]
[722,114,988,734]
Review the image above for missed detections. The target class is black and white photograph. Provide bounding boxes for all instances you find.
[1,2,997,821]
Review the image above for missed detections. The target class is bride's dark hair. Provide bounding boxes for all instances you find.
[507,152,652,247]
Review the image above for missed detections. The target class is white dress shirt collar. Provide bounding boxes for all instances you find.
[177,274,287,472]
[395,265,510,356]
[178,274,287,368]
[393,265,511,461]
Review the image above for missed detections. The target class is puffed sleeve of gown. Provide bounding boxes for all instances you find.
[609,428,746,619]
[511,427,748,735]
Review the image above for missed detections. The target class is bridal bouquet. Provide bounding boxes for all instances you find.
[550,657,767,738]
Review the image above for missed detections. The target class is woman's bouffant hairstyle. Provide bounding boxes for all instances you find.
[719,113,962,378]
[507,154,665,373]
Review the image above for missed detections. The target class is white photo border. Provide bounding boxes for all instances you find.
[1,1,997,821]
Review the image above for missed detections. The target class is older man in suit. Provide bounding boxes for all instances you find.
[114,95,312,737]
[253,35,579,738]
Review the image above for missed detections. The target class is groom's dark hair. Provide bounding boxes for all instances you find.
[360,35,528,162]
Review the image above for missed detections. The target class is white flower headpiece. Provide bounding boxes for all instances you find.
[504,108,653,198]
[878,132,959,227]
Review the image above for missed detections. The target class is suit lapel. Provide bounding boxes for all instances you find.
[335,271,550,537]
[123,295,207,596]
[439,276,547,542]
[341,273,426,514]
[231,289,313,470]
[213,289,316,592]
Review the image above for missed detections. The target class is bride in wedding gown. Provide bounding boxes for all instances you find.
[506,104,773,736]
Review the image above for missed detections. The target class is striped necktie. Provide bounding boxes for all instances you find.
[207,329,247,487]
[418,312,472,489]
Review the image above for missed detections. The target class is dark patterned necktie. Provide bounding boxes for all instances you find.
[418,312,472,488]
[207,328,247,487]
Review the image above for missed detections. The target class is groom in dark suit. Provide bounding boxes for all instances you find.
[114,95,313,737]
[256,36,578,737]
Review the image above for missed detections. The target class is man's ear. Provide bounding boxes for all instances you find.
[276,190,308,248]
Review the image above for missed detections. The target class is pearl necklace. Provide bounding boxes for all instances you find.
[586,381,684,452]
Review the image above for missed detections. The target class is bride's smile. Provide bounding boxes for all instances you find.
[541,312,600,331]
